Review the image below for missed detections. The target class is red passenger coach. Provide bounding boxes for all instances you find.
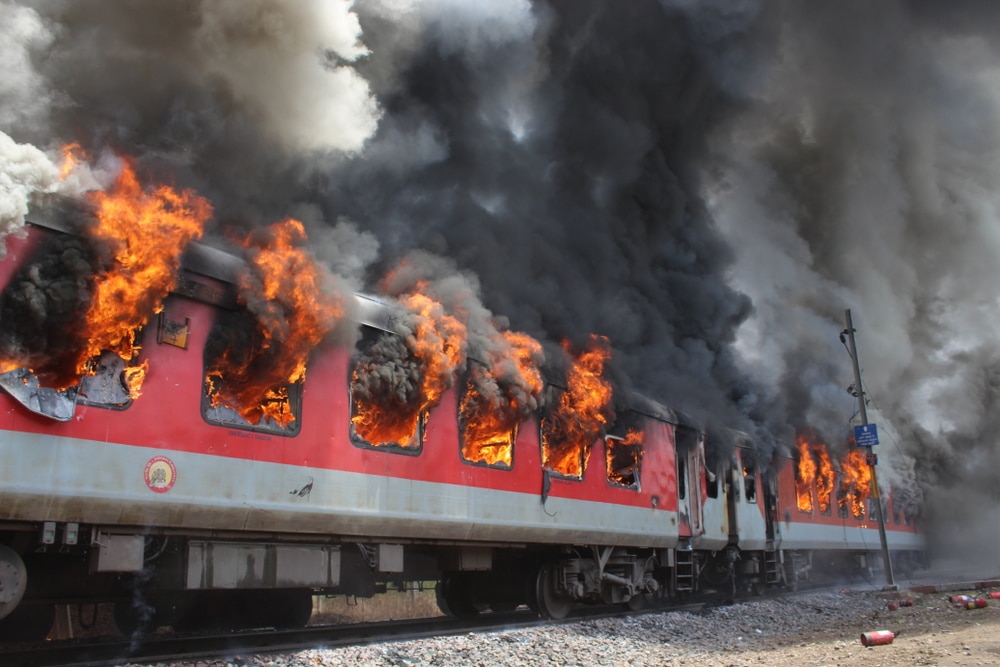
[773,444,925,589]
[0,220,690,636]
[0,216,925,641]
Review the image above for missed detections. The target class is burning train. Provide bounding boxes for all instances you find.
[0,162,923,639]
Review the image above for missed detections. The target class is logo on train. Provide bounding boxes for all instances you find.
[144,456,177,493]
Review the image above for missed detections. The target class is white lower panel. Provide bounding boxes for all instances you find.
[0,433,679,549]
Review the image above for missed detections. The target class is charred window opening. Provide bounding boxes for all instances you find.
[743,461,757,503]
[892,503,901,525]
[606,427,643,490]
[539,385,600,481]
[0,233,149,417]
[677,454,687,500]
[77,350,141,409]
[202,309,302,436]
[837,485,850,519]
[539,336,613,480]
[794,440,815,514]
[816,451,835,515]
[706,465,719,498]
[837,448,870,519]
[457,361,516,469]
[349,328,426,454]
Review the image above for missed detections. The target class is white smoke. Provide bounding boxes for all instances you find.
[0,131,60,256]
[0,3,55,133]
[193,0,380,154]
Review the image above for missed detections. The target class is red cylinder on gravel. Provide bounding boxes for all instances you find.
[964,598,988,609]
[988,592,1000,599]
[899,599,913,607]
[886,602,898,611]
[860,630,895,646]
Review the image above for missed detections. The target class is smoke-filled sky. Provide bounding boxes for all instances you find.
[3,0,1000,561]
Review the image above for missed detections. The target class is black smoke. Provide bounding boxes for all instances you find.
[7,0,1000,563]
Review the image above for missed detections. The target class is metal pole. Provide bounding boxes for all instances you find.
[844,309,894,588]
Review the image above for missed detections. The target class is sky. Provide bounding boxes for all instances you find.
[3,0,1000,562]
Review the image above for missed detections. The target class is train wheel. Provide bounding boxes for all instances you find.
[626,557,658,611]
[535,562,572,621]
[0,545,27,623]
[435,575,479,619]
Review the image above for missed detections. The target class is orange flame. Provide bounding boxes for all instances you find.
[59,143,85,180]
[607,427,643,487]
[815,444,835,513]
[795,436,816,512]
[77,158,211,392]
[459,330,544,466]
[205,218,343,427]
[541,335,614,478]
[839,447,872,518]
[351,284,468,447]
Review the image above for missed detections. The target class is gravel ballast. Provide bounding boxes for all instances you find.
[121,587,1000,667]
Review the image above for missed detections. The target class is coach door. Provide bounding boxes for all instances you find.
[675,430,704,538]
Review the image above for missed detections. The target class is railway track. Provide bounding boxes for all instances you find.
[0,582,849,667]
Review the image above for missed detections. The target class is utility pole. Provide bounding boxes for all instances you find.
[843,309,895,588]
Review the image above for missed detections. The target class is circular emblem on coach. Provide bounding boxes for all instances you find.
[144,456,176,493]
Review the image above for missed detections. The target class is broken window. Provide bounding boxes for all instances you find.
[202,310,303,437]
[349,328,425,454]
[606,428,643,491]
[458,361,515,469]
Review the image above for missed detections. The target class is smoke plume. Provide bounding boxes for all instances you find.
[4,0,1000,561]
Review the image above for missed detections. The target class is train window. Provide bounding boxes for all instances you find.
[892,503,901,525]
[744,466,757,503]
[677,455,687,500]
[868,499,877,521]
[606,431,642,490]
[203,380,303,436]
[539,389,597,481]
[349,327,426,454]
[77,350,139,409]
[201,310,303,437]
[458,362,514,469]
[705,466,719,499]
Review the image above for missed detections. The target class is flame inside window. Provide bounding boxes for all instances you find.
[350,331,427,450]
[815,445,835,513]
[838,447,872,518]
[202,309,302,434]
[606,427,643,489]
[540,336,614,479]
[794,437,816,512]
[459,365,515,467]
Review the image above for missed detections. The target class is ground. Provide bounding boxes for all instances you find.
[727,589,1000,667]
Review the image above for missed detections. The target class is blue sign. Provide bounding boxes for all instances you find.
[854,423,879,448]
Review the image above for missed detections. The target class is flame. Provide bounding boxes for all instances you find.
[73,158,211,392]
[122,360,149,399]
[838,447,872,518]
[205,218,343,428]
[59,143,85,180]
[607,427,643,487]
[540,335,614,478]
[459,330,544,466]
[795,436,816,511]
[815,443,835,513]
[351,284,467,447]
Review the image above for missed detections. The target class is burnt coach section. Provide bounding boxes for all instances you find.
[0,220,925,640]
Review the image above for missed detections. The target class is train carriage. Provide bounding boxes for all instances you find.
[0,215,925,640]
